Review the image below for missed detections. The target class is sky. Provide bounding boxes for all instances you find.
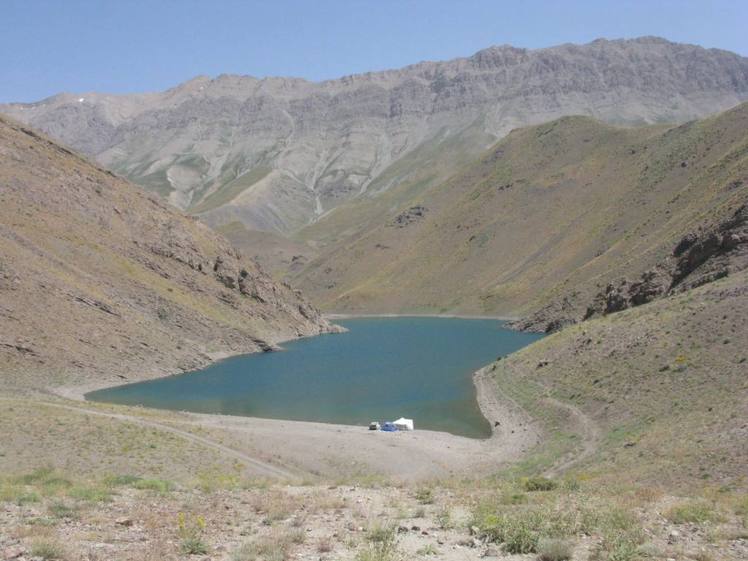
[2,0,747,103]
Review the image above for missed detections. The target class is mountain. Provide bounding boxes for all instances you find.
[0,115,336,395]
[2,37,747,238]
[294,102,748,322]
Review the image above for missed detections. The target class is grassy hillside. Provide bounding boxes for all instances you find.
[488,268,748,490]
[0,116,334,395]
[294,103,748,320]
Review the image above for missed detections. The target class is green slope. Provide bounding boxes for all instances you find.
[487,268,748,489]
[293,103,748,318]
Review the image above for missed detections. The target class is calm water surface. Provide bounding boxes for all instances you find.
[86,318,542,438]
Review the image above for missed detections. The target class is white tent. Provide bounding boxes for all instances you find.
[393,417,414,431]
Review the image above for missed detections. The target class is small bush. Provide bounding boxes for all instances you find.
[734,494,748,516]
[232,530,298,561]
[358,523,398,561]
[593,530,643,561]
[537,538,573,561]
[288,528,306,545]
[48,501,78,519]
[30,539,66,560]
[195,470,241,492]
[500,491,527,505]
[181,537,208,555]
[17,466,56,485]
[14,468,72,496]
[16,491,41,505]
[317,537,333,553]
[415,487,434,504]
[250,489,298,523]
[104,474,141,487]
[68,485,111,503]
[417,544,439,556]
[367,523,397,544]
[666,500,720,524]
[177,512,208,555]
[436,507,453,529]
[523,477,558,492]
[133,478,174,493]
[563,478,581,492]
[476,511,541,553]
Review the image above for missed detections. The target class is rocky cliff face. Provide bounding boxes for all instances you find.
[584,205,748,316]
[2,37,747,235]
[513,204,748,332]
[0,115,337,394]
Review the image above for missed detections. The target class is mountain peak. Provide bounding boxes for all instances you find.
[2,37,746,235]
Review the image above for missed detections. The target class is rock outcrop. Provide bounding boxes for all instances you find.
[517,204,748,332]
[584,204,748,320]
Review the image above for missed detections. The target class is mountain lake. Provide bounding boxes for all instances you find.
[86,317,543,438]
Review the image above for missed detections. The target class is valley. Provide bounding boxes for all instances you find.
[1,32,747,561]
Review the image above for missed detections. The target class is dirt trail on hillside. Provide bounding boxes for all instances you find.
[2,371,540,481]
[13,401,297,479]
[542,395,602,477]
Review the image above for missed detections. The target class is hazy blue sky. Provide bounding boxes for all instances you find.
[2,0,747,102]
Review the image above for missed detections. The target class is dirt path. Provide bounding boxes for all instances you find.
[1,398,297,480]
[2,375,541,482]
[542,395,602,477]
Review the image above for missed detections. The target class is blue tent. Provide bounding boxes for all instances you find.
[381,422,398,432]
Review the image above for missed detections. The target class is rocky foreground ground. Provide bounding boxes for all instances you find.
[1,467,747,561]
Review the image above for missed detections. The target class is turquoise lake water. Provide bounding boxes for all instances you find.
[86,317,543,438]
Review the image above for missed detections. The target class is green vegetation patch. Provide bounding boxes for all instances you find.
[666,500,722,524]
[132,478,175,494]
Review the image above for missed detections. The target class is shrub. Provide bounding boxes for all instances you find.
[317,537,333,553]
[14,467,72,496]
[177,512,208,555]
[523,477,558,492]
[68,485,111,503]
[250,489,298,523]
[476,511,541,553]
[593,530,643,561]
[666,500,720,524]
[537,538,573,561]
[563,478,581,492]
[133,478,174,493]
[48,501,78,519]
[104,474,141,487]
[195,470,241,492]
[500,491,527,505]
[288,528,306,545]
[734,494,748,516]
[417,544,439,556]
[30,539,66,560]
[17,466,56,485]
[367,523,397,544]
[15,491,40,505]
[181,537,208,555]
[232,530,299,561]
[436,507,453,529]
[415,487,434,504]
[505,520,538,554]
[357,523,398,561]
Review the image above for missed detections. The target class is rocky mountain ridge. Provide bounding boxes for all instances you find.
[2,37,748,235]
